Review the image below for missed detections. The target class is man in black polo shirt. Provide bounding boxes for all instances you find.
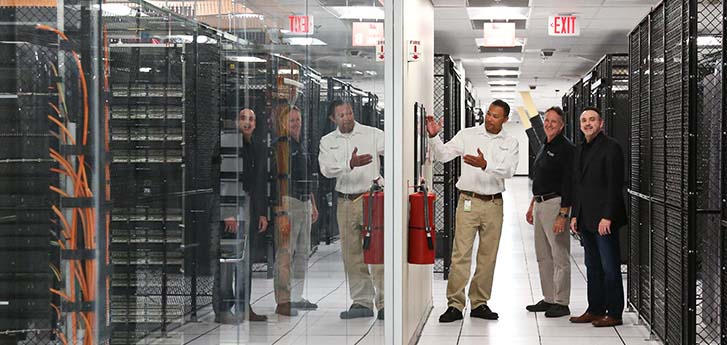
[272,105,320,316]
[525,106,574,318]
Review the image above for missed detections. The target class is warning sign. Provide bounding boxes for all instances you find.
[408,40,421,62]
[376,40,385,62]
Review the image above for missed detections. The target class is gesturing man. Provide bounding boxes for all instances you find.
[427,99,519,323]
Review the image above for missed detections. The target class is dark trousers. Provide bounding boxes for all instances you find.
[580,227,624,319]
[213,221,253,316]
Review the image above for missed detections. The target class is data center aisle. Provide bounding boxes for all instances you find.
[417,177,662,345]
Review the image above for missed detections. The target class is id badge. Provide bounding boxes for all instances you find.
[464,199,472,212]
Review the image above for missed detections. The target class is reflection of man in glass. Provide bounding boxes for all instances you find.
[318,99,385,320]
[214,108,268,324]
[272,105,320,316]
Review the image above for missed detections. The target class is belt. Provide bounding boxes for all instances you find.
[461,191,502,201]
[338,192,364,201]
[534,192,560,203]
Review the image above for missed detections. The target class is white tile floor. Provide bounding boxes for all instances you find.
[416,177,662,345]
[155,177,662,345]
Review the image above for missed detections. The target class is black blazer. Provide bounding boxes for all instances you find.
[572,132,627,232]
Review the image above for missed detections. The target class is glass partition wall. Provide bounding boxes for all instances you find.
[0,1,387,344]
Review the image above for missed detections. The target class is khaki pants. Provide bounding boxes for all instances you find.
[446,194,504,310]
[274,196,311,304]
[337,196,384,310]
[533,197,571,305]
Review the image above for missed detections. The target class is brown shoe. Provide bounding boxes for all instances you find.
[248,307,268,322]
[275,302,299,317]
[569,312,601,323]
[592,316,623,327]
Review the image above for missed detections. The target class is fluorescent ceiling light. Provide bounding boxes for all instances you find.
[227,56,266,63]
[365,70,378,76]
[167,35,215,44]
[353,70,364,75]
[698,35,721,46]
[233,13,264,20]
[139,67,152,73]
[486,69,520,76]
[342,63,355,68]
[475,37,525,47]
[284,37,327,46]
[489,80,518,86]
[490,87,517,92]
[329,6,385,20]
[481,56,522,64]
[467,7,529,20]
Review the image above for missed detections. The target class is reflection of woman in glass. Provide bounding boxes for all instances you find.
[214,108,268,324]
[272,104,319,316]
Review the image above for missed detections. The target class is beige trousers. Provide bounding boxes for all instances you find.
[446,194,504,310]
[533,197,571,305]
[337,196,384,310]
[274,196,311,304]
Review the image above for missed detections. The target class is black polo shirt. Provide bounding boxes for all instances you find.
[532,133,575,207]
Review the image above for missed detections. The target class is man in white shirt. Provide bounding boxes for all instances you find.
[427,99,520,322]
[319,99,385,320]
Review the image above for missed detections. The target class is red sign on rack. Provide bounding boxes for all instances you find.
[289,15,314,34]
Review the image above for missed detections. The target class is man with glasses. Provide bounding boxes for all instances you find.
[427,100,520,322]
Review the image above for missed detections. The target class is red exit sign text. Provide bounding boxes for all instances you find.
[289,15,314,34]
[548,16,579,36]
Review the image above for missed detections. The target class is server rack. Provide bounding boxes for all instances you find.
[0,3,110,344]
[433,54,461,279]
[627,1,726,344]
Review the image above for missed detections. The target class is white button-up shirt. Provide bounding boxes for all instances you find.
[319,121,384,194]
[428,125,519,195]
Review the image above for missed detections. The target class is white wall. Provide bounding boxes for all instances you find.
[503,121,530,176]
[401,0,434,343]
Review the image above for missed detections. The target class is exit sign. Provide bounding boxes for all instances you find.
[289,15,314,34]
[548,16,579,36]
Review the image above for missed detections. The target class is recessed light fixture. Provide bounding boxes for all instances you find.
[475,38,526,47]
[481,56,522,64]
[329,6,385,20]
[467,7,529,20]
[490,87,517,92]
[486,69,520,77]
[284,37,327,46]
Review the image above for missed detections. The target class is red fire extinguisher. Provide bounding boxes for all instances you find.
[408,186,436,264]
[362,184,384,265]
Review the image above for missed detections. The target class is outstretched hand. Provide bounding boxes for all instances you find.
[349,147,373,169]
[426,115,443,138]
[463,148,487,169]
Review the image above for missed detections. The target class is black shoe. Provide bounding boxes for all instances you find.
[545,304,570,318]
[377,309,385,320]
[470,304,499,320]
[291,299,318,310]
[526,300,555,312]
[340,304,374,319]
[438,307,463,323]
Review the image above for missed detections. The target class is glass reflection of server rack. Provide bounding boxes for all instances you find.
[108,33,220,343]
[302,67,323,251]
[432,54,461,279]
[464,82,477,128]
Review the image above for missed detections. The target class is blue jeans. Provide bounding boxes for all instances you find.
[580,227,624,319]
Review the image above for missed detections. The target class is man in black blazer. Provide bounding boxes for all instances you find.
[568,107,627,327]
